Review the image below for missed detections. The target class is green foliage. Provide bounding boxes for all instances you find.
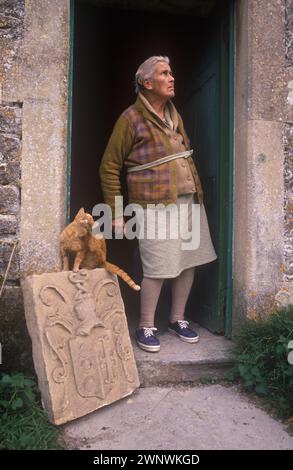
[226,305,293,419]
[0,372,63,449]
[199,376,218,385]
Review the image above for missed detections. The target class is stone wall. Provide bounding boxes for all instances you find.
[0,103,22,279]
[284,123,293,283]
[283,0,293,285]
[285,0,293,65]
[0,0,24,279]
[0,0,28,370]
[0,0,70,371]
[233,0,293,329]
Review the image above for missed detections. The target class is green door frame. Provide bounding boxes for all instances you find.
[66,0,235,337]
[223,0,234,338]
[216,0,235,338]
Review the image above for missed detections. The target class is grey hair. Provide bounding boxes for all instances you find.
[135,56,170,94]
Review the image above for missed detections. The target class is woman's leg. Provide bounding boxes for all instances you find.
[169,267,195,323]
[139,277,164,328]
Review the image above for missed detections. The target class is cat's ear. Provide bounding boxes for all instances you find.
[76,207,85,218]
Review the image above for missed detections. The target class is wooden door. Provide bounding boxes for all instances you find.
[184,2,233,334]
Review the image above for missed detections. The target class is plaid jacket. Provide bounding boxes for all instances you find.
[99,96,203,218]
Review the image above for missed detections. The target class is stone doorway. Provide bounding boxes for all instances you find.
[69,0,234,343]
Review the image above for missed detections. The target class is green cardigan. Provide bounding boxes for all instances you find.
[99,95,203,218]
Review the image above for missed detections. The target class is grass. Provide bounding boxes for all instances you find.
[226,305,293,420]
[0,372,63,450]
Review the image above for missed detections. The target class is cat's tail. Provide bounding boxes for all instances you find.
[103,261,140,291]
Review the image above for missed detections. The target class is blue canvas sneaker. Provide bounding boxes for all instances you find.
[135,327,160,352]
[168,320,199,343]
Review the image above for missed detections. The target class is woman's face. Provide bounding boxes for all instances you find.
[145,61,175,99]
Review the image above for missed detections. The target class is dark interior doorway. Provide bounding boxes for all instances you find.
[70,0,233,335]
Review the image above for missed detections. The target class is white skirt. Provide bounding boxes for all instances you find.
[137,194,217,278]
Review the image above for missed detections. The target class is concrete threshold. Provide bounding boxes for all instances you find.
[130,321,234,386]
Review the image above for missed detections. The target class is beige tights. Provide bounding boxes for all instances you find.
[138,267,195,328]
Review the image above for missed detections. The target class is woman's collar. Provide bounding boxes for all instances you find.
[138,92,178,130]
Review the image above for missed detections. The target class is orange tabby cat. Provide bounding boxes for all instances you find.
[60,208,140,291]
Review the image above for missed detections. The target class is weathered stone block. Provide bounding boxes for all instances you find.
[22,269,140,425]
[0,185,19,214]
[0,134,21,161]
[0,0,24,40]
[249,64,293,122]
[0,105,22,136]
[0,160,20,184]
[285,0,293,64]
[284,122,293,281]
[0,0,25,22]
[0,239,19,280]
[0,214,17,234]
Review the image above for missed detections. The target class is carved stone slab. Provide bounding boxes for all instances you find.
[22,268,140,425]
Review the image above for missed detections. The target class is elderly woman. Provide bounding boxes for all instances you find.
[99,56,217,353]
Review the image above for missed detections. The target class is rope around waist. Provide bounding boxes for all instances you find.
[127,149,194,173]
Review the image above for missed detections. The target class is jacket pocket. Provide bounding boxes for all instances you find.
[127,165,171,202]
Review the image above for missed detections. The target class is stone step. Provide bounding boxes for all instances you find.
[131,322,234,387]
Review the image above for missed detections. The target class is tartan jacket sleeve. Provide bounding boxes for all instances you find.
[99,115,134,219]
